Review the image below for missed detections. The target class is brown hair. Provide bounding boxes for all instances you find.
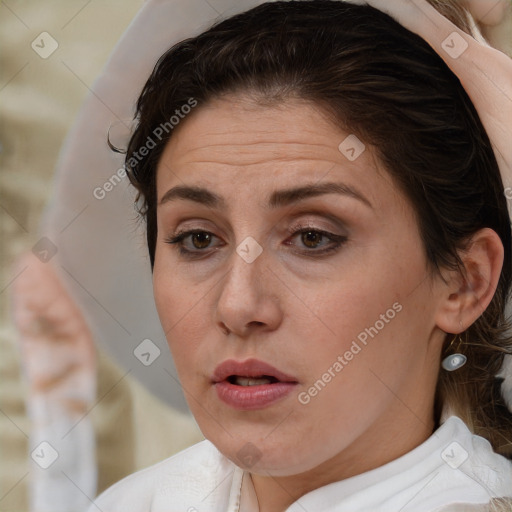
[114,0,512,457]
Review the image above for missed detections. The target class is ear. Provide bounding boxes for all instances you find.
[435,228,504,334]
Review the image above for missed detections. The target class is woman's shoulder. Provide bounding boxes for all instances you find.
[87,439,237,512]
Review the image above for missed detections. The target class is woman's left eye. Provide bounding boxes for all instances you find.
[285,227,348,256]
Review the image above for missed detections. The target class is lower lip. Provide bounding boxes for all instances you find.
[214,381,297,410]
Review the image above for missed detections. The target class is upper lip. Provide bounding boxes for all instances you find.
[212,358,298,383]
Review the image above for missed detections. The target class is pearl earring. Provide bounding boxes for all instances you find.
[441,333,467,372]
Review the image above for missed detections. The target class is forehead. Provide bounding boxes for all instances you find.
[163,96,342,159]
[155,94,397,211]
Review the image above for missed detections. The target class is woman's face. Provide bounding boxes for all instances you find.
[153,94,447,477]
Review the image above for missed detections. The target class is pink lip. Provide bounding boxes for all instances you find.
[212,358,298,410]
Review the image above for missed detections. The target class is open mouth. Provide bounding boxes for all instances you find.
[212,358,298,385]
[226,375,280,386]
[212,359,298,409]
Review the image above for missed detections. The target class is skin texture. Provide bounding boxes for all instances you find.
[152,94,503,512]
[466,0,512,57]
[464,0,511,27]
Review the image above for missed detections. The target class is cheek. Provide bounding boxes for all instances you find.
[152,262,206,369]
[152,259,176,332]
[315,260,405,333]
[301,245,427,373]
[292,287,421,432]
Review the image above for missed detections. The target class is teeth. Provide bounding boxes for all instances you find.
[233,376,273,386]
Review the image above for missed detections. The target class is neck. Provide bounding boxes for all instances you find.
[250,410,436,512]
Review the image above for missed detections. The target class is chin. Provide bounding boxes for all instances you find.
[203,426,329,477]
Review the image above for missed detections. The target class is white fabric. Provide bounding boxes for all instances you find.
[86,416,512,511]
[28,401,96,512]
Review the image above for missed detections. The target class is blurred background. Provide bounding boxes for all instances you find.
[0,2,205,511]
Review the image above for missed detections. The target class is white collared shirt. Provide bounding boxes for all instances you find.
[88,416,512,511]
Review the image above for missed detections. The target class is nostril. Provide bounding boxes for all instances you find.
[219,324,230,335]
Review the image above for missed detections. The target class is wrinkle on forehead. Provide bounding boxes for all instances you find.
[164,94,346,165]
[156,92,401,217]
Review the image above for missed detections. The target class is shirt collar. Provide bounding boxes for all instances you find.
[225,416,512,511]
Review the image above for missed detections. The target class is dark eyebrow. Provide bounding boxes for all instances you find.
[158,181,372,209]
[159,185,227,209]
[267,182,372,209]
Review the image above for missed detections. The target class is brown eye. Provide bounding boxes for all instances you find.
[164,229,220,256]
[191,232,212,249]
[301,230,324,249]
[286,226,348,256]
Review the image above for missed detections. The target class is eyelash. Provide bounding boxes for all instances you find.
[164,223,348,259]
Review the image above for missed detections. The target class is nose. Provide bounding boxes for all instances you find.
[215,243,282,339]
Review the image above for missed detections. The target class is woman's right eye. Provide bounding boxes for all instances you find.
[164,230,219,257]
